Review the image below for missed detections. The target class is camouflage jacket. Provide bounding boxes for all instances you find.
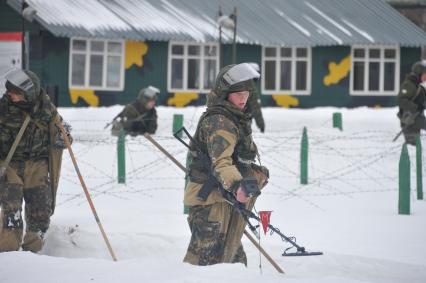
[184,92,267,206]
[397,73,425,114]
[0,90,57,161]
[119,100,157,135]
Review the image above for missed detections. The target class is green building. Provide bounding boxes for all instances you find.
[1,0,426,108]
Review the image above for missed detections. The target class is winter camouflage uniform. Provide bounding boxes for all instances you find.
[183,64,269,266]
[246,81,265,133]
[111,87,158,136]
[0,70,64,252]
[397,61,426,145]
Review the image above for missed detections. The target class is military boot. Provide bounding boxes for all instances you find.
[22,230,44,252]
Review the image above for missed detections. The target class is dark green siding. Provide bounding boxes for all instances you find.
[309,46,351,107]
[0,0,21,32]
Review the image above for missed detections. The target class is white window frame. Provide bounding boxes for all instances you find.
[167,41,220,93]
[261,46,311,95]
[350,45,400,96]
[68,37,125,91]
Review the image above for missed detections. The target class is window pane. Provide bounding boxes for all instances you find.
[89,55,103,86]
[353,62,364,91]
[296,48,307,58]
[107,56,121,88]
[205,46,217,56]
[72,40,86,51]
[280,61,291,90]
[187,59,200,89]
[108,42,122,53]
[188,45,200,56]
[265,47,276,57]
[171,59,183,89]
[384,49,396,59]
[281,48,291,58]
[91,41,104,52]
[296,61,307,90]
[172,45,183,55]
[354,49,365,58]
[204,59,216,90]
[369,49,380,59]
[384,62,395,91]
[368,62,380,91]
[71,54,85,85]
[264,61,276,90]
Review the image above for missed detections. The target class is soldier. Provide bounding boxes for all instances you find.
[397,60,426,145]
[183,63,269,266]
[246,63,265,133]
[110,86,159,137]
[0,69,69,252]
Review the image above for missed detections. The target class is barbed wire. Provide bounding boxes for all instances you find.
[55,115,425,212]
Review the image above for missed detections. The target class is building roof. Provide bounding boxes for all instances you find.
[7,0,426,46]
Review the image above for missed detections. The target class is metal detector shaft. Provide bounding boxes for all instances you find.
[56,118,118,261]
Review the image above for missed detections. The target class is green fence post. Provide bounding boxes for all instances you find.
[300,127,308,185]
[117,128,126,184]
[173,114,184,138]
[416,136,423,200]
[399,144,410,215]
[333,112,342,131]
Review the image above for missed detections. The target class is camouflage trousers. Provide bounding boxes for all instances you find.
[183,197,257,266]
[0,159,52,253]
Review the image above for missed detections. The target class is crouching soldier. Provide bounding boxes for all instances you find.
[183,63,269,266]
[110,86,159,137]
[397,60,426,145]
[0,69,70,252]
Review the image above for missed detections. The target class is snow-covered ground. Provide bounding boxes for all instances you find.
[1,105,425,283]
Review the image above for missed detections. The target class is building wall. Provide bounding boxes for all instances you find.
[1,0,423,108]
[0,0,21,32]
[389,3,426,58]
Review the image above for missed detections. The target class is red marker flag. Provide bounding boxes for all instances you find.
[259,211,272,235]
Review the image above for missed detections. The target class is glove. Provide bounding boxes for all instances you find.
[53,121,73,149]
[401,111,417,126]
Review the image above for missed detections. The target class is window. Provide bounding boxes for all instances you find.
[350,46,399,95]
[168,42,219,92]
[262,46,311,95]
[69,38,125,90]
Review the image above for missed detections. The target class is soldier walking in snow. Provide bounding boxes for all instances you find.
[183,63,269,266]
[0,69,70,252]
[110,86,159,137]
[397,60,426,145]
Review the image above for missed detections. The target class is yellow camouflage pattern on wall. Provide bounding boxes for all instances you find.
[324,55,351,86]
[69,89,99,106]
[272,95,299,108]
[125,41,148,68]
[168,92,199,107]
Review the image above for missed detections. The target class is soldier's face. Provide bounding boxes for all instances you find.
[228,91,249,109]
[6,90,25,103]
[421,73,426,82]
[146,99,156,110]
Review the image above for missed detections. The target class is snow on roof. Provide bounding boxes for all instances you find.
[7,0,426,46]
